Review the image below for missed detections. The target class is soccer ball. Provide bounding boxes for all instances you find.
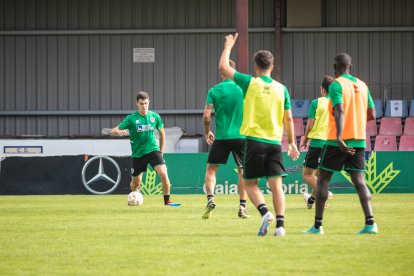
[128,191,144,206]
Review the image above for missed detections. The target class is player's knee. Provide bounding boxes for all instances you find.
[131,177,140,185]
[353,179,366,191]
[157,168,169,180]
[355,182,372,201]
[302,169,313,180]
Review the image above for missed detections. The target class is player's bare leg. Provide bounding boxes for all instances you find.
[302,168,333,209]
[350,171,378,234]
[303,169,332,234]
[268,176,285,236]
[205,164,219,196]
[302,168,317,197]
[244,179,275,236]
[237,167,250,218]
[130,173,143,191]
[202,164,219,219]
[154,164,173,205]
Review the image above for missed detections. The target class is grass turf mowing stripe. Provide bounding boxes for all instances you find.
[0,194,413,275]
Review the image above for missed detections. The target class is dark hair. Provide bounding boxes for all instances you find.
[229,59,236,69]
[334,53,352,67]
[136,91,149,101]
[253,50,274,70]
[321,75,335,92]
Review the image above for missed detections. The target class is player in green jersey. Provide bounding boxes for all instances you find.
[303,53,377,234]
[202,60,249,219]
[300,75,335,209]
[111,91,177,206]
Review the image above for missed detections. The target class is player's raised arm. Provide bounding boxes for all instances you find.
[219,33,238,80]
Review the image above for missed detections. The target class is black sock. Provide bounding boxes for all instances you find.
[365,216,374,225]
[276,215,285,228]
[240,199,246,208]
[314,216,323,229]
[308,196,315,204]
[257,204,268,216]
[163,195,170,205]
[207,195,214,201]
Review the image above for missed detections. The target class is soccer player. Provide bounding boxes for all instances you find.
[111,91,177,206]
[219,34,300,236]
[303,53,377,234]
[202,60,250,220]
[300,75,335,209]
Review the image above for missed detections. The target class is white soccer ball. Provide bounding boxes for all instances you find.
[128,191,144,206]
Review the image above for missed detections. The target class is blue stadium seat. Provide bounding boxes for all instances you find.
[373,99,383,118]
[409,100,414,117]
[384,99,408,118]
[291,99,310,118]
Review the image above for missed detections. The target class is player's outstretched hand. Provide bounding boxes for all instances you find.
[224,33,238,49]
[205,131,215,145]
[288,143,300,161]
[337,138,355,155]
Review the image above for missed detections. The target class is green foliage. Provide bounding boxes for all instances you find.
[341,152,400,194]
[1,194,413,274]
[140,168,163,195]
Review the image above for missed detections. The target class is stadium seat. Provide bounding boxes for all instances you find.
[403,117,414,135]
[373,99,383,119]
[378,118,402,136]
[399,135,414,151]
[384,99,408,118]
[291,99,310,118]
[409,100,414,117]
[374,135,397,151]
[366,137,372,151]
[366,120,377,136]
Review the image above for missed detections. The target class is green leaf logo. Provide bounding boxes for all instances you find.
[140,168,163,195]
[340,152,400,194]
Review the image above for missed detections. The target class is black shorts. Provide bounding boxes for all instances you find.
[207,139,244,167]
[131,151,165,176]
[303,147,323,170]
[244,139,286,179]
[319,145,365,172]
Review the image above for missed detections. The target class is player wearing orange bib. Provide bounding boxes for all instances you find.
[303,53,377,234]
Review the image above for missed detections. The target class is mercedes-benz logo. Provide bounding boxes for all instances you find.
[81,156,121,195]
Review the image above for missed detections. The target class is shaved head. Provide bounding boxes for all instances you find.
[334,53,352,76]
[335,53,352,66]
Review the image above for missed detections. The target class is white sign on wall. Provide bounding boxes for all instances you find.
[390,100,403,117]
[133,48,155,63]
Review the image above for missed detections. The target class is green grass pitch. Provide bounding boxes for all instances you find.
[0,194,413,275]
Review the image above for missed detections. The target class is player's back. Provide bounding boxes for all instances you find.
[328,75,369,140]
[208,80,244,140]
[308,96,329,141]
